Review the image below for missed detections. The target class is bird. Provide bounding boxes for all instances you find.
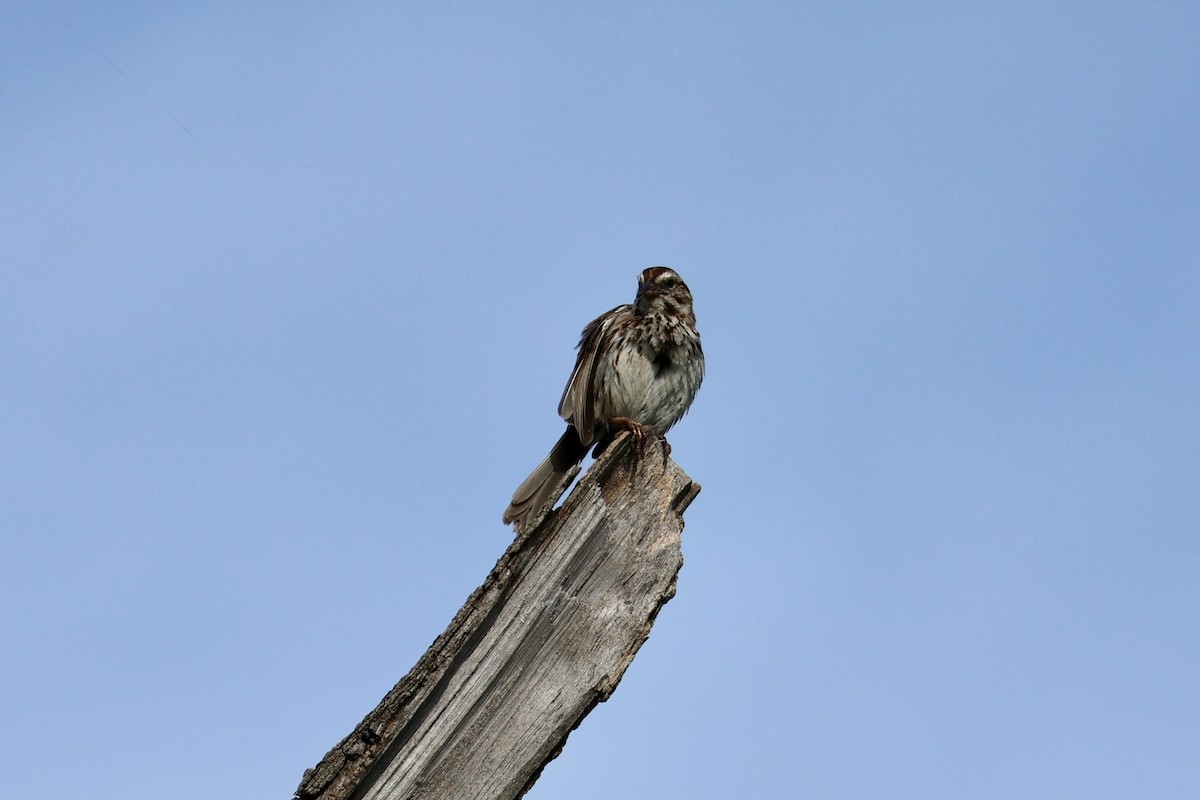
[503,266,704,530]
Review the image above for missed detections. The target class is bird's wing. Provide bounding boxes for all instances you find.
[557,305,623,445]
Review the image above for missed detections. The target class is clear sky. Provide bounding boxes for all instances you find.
[3,3,1198,798]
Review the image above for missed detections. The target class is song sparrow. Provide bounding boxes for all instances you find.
[503,266,704,530]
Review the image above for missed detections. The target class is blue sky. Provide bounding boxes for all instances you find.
[3,3,1198,798]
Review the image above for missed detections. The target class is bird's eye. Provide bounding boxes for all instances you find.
[660,276,678,288]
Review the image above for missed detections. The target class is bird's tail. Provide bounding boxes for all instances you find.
[503,427,590,531]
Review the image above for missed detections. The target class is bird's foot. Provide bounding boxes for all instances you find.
[610,417,670,472]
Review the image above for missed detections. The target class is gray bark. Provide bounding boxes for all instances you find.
[294,433,700,800]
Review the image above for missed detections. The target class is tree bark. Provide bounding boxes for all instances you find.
[294,433,700,800]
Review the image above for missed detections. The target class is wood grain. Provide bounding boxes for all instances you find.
[295,433,700,800]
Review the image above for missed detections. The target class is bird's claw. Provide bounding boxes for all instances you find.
[610,417,670,473]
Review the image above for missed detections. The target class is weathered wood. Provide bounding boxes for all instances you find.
[294,433,700,800]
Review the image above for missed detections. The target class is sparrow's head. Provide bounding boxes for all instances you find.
[635,266,694,316]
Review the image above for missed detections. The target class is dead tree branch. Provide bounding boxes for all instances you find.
[294,433,700,800]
